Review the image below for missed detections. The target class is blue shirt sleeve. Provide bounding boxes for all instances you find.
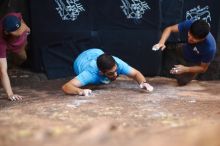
[114,57,132,75]
[76,70,98,86]
[178,20,192,33]
[201,51,215,63]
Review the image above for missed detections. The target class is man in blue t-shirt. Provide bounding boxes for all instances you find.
[153,20,216,86]
[62,48,153,96]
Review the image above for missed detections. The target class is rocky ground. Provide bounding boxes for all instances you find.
[0,68,220,146]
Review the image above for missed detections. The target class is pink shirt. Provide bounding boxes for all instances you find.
[0,12,29,58]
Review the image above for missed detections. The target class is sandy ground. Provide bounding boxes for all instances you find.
[0,68,220,146]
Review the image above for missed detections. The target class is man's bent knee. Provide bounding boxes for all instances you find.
[176,73,196,86]
[177,78,191,86]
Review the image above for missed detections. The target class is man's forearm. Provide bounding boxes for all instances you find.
[187,66,207,74]
[132,71,146,84]
[1,72,13,97]
[62,83,83,95]
[159,27,172,45]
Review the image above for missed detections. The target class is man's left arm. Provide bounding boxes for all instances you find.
[127,68,146,84]
[127,68,154,92]
[115,57,153,92]
[170,63,209,74]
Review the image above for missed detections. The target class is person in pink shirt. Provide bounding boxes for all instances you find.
[0,12,30,101]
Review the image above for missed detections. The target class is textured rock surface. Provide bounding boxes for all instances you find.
[0,69,220,146]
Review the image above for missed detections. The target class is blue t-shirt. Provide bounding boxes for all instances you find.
[178,20,216,63]
[73,48,132,86]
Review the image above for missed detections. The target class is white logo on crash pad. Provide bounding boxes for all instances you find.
[120,0,150,20]
[54,0,85,21]
[186,5,211,25]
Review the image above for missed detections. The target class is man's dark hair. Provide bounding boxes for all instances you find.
[189,20,210,39]
[97,54,116,72]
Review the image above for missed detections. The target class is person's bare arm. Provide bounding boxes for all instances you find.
[127,68,146,84]
[0,58,13,96]
[170,63,209,75]
[62,77,92,96]
[127,68,153,92]
[153,24,179,51]
[188,63,209,73]
[0,58,22,100]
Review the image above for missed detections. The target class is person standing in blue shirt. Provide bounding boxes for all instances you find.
[153,20,216,86]
[62,48,153,96]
